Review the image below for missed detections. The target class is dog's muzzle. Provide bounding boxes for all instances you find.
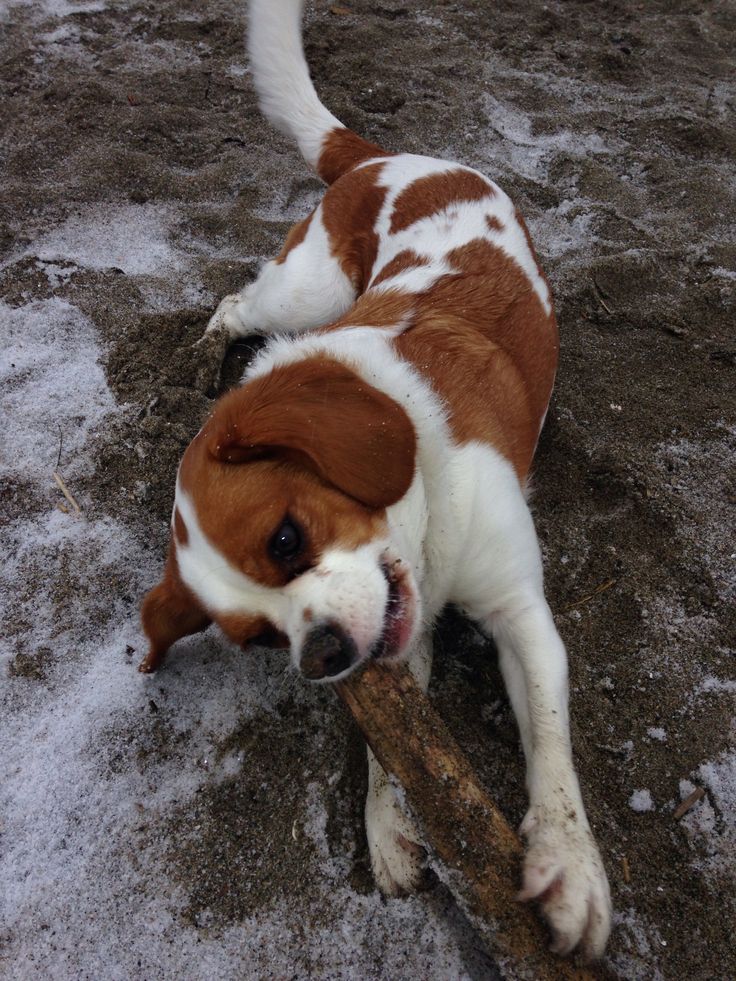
[299,623,358,681]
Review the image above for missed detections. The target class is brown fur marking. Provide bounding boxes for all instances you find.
[321,162,387,291]
[139,542,210,672]
[394,236,557,480]
[325,287,416,331]
[317,127,391,185]
[275,211,314,265]
[173,507,188,546]
[371,250,429,287]
[193,355,416,510]
[176,458,389,594]
[216,613,289,650]
[390,169,494,234]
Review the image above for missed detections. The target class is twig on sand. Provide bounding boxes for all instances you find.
[563,579,617,612]
[592,277,614,314]
[52,471,81,514]
[621,856,631,883]
[673,787,705,820]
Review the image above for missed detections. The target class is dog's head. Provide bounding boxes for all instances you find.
[140,355,420,681]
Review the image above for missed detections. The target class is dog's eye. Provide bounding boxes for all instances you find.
[269,518,303,562]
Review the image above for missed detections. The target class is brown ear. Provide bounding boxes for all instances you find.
[139,549,211,673]
[206,356,417,508]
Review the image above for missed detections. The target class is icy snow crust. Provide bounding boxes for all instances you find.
[0,301,479,977]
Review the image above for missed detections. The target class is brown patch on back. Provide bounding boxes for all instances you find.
[394,236,558,481]
[317,127,392,185]
[321,162,387,291]
[274,211,314,265]
[486,215,504,233]
[371,250,429,287]
[390,169,494,234]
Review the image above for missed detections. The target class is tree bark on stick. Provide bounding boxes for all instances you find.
[336,661,602,981]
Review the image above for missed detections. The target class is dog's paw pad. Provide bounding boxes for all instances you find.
[520,811,612,959]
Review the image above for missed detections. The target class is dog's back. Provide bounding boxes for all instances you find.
[249,0,558,481]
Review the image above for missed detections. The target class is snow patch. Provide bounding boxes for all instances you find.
[646,727,667,742]
[0,298,117,481]
[481,94,609,182]
[695,676,736,696]
[30,204,185,277]
[679,755,736,882]
[629,789,654,813]
[4,0,107,17]
[608,908,666,981]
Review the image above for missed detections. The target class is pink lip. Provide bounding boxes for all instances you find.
[373,562,415,660]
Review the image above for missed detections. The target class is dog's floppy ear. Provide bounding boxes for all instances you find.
[139,545,211,673]
[206,356,416,508]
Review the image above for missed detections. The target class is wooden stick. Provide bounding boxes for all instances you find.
[673,786,705,820]
[562,579,616,612]
[337,661,601,980]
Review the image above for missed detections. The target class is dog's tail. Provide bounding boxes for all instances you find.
[248,0,389,185]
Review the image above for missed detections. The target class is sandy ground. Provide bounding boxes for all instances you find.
[1,0,735,978]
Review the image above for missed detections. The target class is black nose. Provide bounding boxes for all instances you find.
[300,624,358,680]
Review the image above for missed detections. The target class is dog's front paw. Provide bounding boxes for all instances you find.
[365,784,426,896]
[518,807,612,959]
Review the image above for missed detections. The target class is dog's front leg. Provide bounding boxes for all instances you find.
[365,632,432,895]
[490,600,612,959]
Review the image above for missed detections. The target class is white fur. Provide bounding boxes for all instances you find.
[206,204,357,340]
[186,0,611,958]
[248,0,343,170]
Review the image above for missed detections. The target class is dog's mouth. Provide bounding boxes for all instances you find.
[372,560,415,661]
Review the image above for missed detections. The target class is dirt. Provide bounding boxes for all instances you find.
[1,0,734,978]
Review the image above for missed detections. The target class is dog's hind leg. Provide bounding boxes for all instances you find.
[205,203,357,342]
[365,632,433,895]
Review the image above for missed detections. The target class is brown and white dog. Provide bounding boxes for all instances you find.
[140,0,611,958]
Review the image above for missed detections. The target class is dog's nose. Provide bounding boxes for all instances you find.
[300,624,358,680]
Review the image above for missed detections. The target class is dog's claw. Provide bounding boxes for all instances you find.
[519,807,612,959]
